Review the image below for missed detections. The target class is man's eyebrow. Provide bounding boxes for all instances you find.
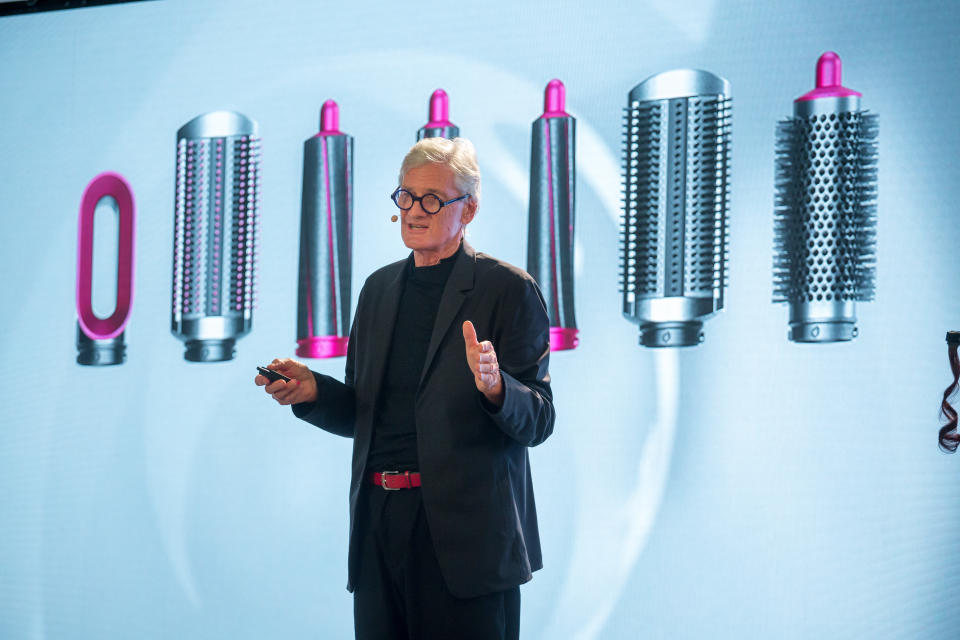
[400,186,451,198]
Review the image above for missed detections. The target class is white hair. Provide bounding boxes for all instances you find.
[398,137,481,206]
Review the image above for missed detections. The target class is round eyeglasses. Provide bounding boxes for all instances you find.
[391,188,470,215]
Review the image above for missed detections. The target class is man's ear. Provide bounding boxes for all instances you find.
[461,196,477,224]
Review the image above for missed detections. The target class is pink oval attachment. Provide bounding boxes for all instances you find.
[76,172,136,340]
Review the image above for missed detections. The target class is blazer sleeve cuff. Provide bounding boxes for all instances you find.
[291,371,329,423]
[479,369,545,443]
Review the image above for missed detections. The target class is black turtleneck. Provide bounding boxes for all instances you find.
[365,245,460,471]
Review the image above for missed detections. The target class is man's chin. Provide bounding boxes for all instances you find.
[401,235,430,251]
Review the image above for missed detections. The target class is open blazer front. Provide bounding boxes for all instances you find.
[292,241,556,598]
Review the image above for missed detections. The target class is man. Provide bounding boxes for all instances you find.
[256,137,554,639]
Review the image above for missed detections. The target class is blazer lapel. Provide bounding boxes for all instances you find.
[419,241,476,389]
[365,258,408,407]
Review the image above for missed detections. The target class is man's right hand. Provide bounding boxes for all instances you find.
[255,358,318,406]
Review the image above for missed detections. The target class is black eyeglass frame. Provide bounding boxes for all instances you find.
[390,187,471,215]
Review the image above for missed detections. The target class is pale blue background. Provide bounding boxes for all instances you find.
[1,0,959,638]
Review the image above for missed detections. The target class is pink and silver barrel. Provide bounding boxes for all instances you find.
[296,100,353,359]
[527,79,578,351]
[416,89,459,140]
[171,111,260,362]
[773,52,878,343]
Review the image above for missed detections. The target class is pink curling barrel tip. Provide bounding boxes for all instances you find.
[542,79,570,118]
[426,89,453,128]
[318,99,341,135]
[297,335,349,358]
[796,51,862,102]
[549,327,579,351]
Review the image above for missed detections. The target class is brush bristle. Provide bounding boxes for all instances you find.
[772,110,878,304]
[620,102,662,297]
[619,96,731,301]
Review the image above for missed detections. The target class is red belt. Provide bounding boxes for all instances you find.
[370,470,421,490]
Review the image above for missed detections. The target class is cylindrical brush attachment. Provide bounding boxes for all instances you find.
[620,69,731,348]
[773,52,878,343]
[296,100,353,358]
[171,111,260,362]
[528,79,578,351]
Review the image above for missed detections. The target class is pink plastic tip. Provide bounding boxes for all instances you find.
[425,89,454,128]
[549,327,579,351]
[817,52,842,87]
[297,336,349,358]
[318,100,341,135]
[796,51,862,102]
[542,79,570,118]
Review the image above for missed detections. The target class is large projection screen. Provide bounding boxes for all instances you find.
[1,1,958,638]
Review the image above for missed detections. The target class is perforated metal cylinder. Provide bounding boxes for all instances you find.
[171,111,260,362]
[620,69,731,348]
[528,79,578,351]
[296,100,353,359]
[773,53,878,343]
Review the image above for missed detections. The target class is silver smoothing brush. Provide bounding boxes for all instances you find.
[527,79,578,351]
[620,70,731,348]
[773,52,878,343]
[171,111,260,362]
[417,88,459,140]
[296,100,353,359]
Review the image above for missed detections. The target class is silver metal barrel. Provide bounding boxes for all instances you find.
[620,69,731,348]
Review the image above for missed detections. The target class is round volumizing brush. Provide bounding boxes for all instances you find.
[773,51,878,343]
[171,111,260,362]
[76,172,136,366]
[296,100,353,358]
[417,89,459,140]
[620,69,731,348]
[527,79,578,351]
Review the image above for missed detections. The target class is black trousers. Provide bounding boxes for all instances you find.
[353,484,520,640]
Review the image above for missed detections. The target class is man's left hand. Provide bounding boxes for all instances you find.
[462,320,504,408]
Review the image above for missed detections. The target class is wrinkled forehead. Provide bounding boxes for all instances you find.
[400,162,459,196]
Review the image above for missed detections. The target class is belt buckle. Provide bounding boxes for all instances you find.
[381,470,401,490]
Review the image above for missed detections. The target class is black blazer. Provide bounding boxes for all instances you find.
[292,241,555,598]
